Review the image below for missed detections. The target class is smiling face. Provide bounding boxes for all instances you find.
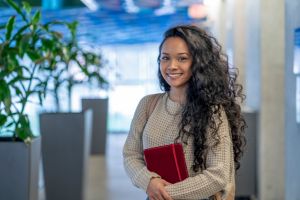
[159,37,193,92]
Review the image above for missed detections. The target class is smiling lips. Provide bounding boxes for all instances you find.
[167,73,183,78]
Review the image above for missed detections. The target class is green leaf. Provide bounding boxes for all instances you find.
[50,31,63,39]
[11,24,31,41]
[22,1,32,14]
[18,33,31,57]
[5,16,15,40]
[16,65,23,76]
[16,115,33,141]
[27,50,41,61]
[43,20,64,31]
[7,53,19,71]
[9,76,21,85]
[0,79,10,101]
[41,38,54,50]
[97,75,108,85]
[5,0,27,22]
[66,21,78,39]
[0,41,9,58]
[0,114,7,127]
[4,97,12,114]
[12,85,23,97]
[0,72,4,81]
[32,10,41,24]
[0,44,4,60]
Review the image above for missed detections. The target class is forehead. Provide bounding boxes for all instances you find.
[161,37,190,54]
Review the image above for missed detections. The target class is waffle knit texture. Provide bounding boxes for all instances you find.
[123,93,235,200]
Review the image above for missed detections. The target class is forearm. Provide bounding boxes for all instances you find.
[165,135,232,199]
[165,168,228,199]
[123,149,161,191]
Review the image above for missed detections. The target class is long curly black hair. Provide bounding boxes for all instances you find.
[157,25,246,172]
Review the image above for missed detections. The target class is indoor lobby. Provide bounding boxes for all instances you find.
[0,0,300,200]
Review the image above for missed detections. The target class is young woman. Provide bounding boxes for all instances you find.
[123,25,246,200]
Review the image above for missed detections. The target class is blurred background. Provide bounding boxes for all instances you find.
[0,0,299,200]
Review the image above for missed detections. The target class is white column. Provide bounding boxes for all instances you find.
[259,0,285,199]
[233,0,246,90]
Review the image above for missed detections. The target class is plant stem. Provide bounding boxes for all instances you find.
[68,81,72,112]
[15,63,38,128]
[54,86,60,111]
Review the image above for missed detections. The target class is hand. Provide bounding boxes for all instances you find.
[146,177,173,200]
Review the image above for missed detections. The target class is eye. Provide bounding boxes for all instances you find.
[178,57,188,62]
[160,56,169,61]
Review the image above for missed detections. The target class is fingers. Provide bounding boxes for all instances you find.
[161,190,173,200]
[160,179,172,199]
[148,188,173,200]
[147,178,173,200]
[148,186,165,200]
[148,193,165,200]
[149,191,172,200]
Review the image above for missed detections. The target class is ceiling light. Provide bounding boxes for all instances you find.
[188,4,207,19]
[154,0,175,16]
[81,0,99,11]
[124,0,140,13]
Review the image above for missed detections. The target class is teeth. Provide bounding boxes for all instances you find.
[167,73,182,78]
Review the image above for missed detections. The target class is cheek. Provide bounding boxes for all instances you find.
[159,64,165,78]
[159,64,166,75]
[188,68,192,77]
[186,66,193,79]
[159,63,163,71]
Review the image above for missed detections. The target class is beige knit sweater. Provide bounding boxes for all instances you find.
[123,93,235,200]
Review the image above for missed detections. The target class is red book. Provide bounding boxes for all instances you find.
[143,143,189,184]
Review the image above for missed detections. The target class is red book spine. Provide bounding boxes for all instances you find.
[171,144,182,181]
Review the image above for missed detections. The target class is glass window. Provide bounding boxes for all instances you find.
[102,44,161,133]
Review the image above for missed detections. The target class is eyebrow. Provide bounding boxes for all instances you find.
[161,52,190,55]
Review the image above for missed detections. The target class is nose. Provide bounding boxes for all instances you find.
[167,58,178,70]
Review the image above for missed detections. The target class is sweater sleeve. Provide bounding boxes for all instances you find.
[165,109,233,199]
[122,95,161,191]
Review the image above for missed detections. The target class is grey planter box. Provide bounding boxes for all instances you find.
[236,111,258,198]
[39,110,92,200]
[0,136,41,200]
[82,98,108,154]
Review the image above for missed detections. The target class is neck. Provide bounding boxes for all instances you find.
[169,88,186,104]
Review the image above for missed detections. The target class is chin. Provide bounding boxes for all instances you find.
[169,84,188,89]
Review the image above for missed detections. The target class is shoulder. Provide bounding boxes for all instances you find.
[134,93,165,113]
[139,92,165,104]
[142,92,165,100]
[207,105,230,141]
[212,105,227,120]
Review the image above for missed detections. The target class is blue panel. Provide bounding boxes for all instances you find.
[0,6,205,45]
[294,27,300,74]
[42,0,63,10]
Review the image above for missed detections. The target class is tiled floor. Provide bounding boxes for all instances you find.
[39,133,147,200]
[86,134,146,200]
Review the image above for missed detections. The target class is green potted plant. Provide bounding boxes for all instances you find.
[52,22,109,155]
[0,0,71,199]
[38,14,108,200]
[39,20,108,112]
[53,21,110,155]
